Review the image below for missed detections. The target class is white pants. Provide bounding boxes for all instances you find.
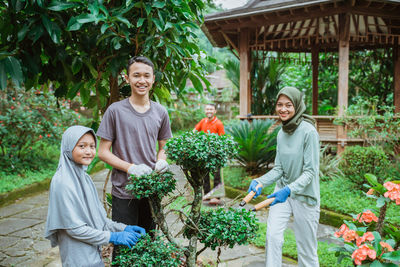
[265,196,320,267]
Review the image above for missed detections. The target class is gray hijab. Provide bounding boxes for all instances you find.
[276,86,316,134]
[45,125,108,247]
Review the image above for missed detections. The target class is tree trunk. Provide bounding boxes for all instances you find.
[185,169,204,267]
[106,74,120,111]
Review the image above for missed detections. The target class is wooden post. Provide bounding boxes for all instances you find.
[337,13,350,154]
[239,29,251,116]
[311,46,319,115]
[394,45,400,113]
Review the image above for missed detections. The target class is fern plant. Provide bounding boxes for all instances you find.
[226,119,280,175]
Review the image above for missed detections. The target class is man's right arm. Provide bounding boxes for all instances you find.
[98,138,132,173]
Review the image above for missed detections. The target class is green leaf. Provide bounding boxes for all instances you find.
[80,86,90,105]
[188,73,203,93]
[137,18,145,27]
[17,24,29,42]
[116,15,131,27]
[41,15,62,43]
[376,196,386,208]
[76,13,97,24]
[67,82,83,99]
[370,261,384,267]
[3,57,23,87]
[48,1,79,11]
[66,17,82,31]
[365,173,379,186]
[100,23,110,34]
[381,250,400,261]
[144,4,152,15]
[71,57,82,75]
[152,1,166,8]
[152,18,163,31]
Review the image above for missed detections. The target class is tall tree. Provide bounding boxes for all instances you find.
[0,0,210,123]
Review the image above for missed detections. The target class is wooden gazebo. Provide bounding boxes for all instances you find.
[202,0,400,153]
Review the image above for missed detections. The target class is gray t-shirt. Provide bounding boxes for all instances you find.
[97,99,172,199]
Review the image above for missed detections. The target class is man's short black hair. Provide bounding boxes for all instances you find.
[126,56,155,75]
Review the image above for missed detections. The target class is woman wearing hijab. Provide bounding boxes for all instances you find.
[45,125,145,267]
[247,87,320,267]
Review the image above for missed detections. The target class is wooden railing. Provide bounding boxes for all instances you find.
[236,115,365,146]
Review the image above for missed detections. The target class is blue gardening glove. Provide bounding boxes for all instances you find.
[267,186,291,206]
[124,225,146,236]
[109,231,139,248]
[247,180,262,199]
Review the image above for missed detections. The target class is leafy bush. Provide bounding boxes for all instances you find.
[334,96,400,154]
[125,171,176,199]
[114,232,184,267]
[189,207,258,250]
[0,87,87,173]
[166,131,238,174]
[339,146,390,188]
[226,119,279,174]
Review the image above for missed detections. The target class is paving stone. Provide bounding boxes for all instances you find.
[0,235,19,249]
[31,239,51,253]
[25,192,49,206]
[0,203,34,219]
[0,218,41,235]
[15,206,48,220]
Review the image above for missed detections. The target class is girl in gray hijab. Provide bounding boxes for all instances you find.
[45,125,145,267]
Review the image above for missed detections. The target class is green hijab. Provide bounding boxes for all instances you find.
[276,86,315,134]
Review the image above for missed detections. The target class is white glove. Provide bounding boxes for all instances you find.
[155,159,169,173]
[127,164,152,176]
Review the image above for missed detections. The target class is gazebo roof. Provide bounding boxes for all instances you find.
[203,0,400,52]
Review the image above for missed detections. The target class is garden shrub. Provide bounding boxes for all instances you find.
[339,146,390,188]
[226,119,280,175]
[114,232,184,267]
[0,87,88,173]
[189,207,258,250]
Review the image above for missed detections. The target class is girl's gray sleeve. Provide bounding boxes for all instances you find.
[288,130,319,194]
[65,225,110,246]
[103,217,126,232]
[255,147,284,187]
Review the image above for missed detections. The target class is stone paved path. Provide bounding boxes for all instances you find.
[0,166,339,266]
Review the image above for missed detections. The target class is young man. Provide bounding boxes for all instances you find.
[193,103,225,204]
[97,56,172,259]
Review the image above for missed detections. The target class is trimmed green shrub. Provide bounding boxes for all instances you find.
[339,146,390,188]
[126,171,176,199]
[114,232,184,267]
[188,207,258,250]
[226,119,280,175]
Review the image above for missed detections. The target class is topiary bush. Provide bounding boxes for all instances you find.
[339,146,390,188]
[193,208,258,251]
[114,232,184,267]
[120,131,259,267]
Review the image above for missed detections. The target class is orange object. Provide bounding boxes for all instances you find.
[194,117,225,136]
[251,198,275,211]
[239,183,263,206]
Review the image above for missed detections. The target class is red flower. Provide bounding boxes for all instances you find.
[384,182,400,205]
[356,232,374,246]
[380,241,394,253]
[352,244,376,265]
[366,188,375,195]
[334,224,349,238]
[11,106,15,109]
[39,135,43,139]
[47,134,51,137]
[12,97,15,100]
[343,230,358,242]
[355,210,378,223]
